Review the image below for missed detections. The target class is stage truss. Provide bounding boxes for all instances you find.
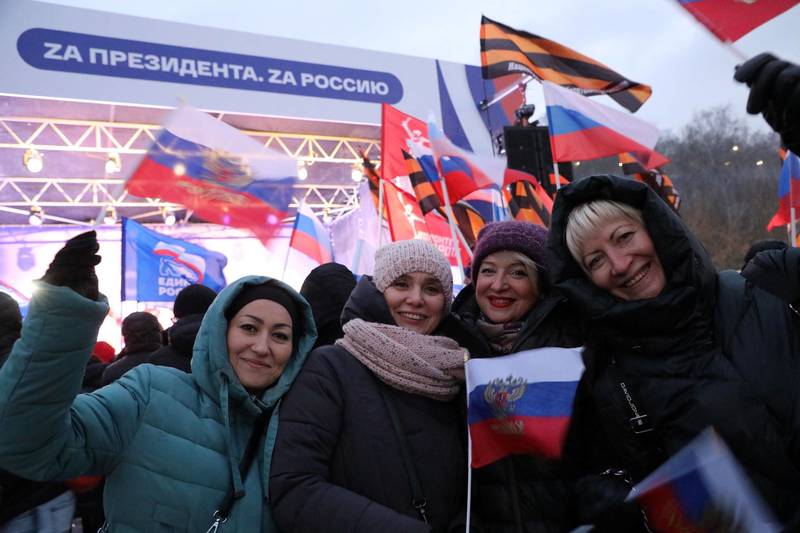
[0,115,379,225]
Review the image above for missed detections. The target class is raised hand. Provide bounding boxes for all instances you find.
[40,230,102,300]
[735,53,800,154]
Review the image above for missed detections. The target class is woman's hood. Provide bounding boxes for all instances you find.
[191,275,317,409]
[546,175,717,331]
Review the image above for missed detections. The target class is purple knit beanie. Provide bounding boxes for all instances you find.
[471,221,548,282]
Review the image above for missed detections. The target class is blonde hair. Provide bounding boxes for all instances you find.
[486,250,541,298]
[565,200,644,267]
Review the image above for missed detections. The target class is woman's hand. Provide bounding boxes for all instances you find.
[40,230,102,301]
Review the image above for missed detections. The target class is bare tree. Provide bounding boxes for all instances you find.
[568,106,785,270]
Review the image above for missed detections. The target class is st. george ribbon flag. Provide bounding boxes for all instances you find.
[466,347,584,468]
[543,81,667,169]
[126,104,296,244]
[121,217,227,302]
[627,429,779,532]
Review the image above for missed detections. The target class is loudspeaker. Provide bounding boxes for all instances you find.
[503,125,573,196]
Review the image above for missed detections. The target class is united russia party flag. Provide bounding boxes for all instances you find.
[289,202,333,265]
[465,347,584,468]
[628,429,779,532]
[121,217,227,302]
[126,104,296,244]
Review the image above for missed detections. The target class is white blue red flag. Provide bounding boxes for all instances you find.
[628,429,779,532]
[429,121,540,204]
[289,202,333,265]
[543,81,665,169]
[465,347,584,468]
[121,217,227,302]
[126,104,296,244]
[767,151,800,231]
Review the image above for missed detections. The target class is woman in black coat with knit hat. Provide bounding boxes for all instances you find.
[451,220,583,533]
[270,239,474,533]
[549,174,800,530]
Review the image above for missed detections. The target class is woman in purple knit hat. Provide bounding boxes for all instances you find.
[451,220,583,533]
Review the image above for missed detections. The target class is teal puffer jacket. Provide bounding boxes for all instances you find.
[0,275,316,532]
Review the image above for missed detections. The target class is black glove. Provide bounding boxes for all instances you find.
[734,53,800,154]
[40,230,101,301]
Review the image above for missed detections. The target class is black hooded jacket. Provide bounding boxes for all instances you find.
[548,175,800,528]
[101,312,163,385]
[270,277,473,533]
[451,284,583,533]
[148,313,204,373]
[299,262,357,349]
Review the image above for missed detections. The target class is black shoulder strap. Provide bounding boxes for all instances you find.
[377,381,430,524]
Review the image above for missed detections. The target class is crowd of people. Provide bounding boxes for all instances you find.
[0,54,798,533]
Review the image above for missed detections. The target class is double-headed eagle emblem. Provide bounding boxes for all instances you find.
[484,375,527,419]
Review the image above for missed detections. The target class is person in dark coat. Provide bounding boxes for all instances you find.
[0,292,76,531]
[548,174,800,530]
[149,283,217,373]
[451,221,583,533]
[270,240,473,533]
[101,311,163,385]
[300,262,357,349]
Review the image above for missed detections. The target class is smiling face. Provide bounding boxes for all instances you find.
[382,271,446,335]
[475,250,539,323]
[579,216,666,301]
[226,299,293,393]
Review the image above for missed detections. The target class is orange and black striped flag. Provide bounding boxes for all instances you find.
[619,153,681,212]
[359,150,381,209]
[449,201,486,249]
[480,16,652,113]
[504,180,552,227]
[402,149,441,215]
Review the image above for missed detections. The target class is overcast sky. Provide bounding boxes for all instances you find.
[42,0,800,135]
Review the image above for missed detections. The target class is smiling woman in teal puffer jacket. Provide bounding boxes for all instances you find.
[0,231,316,532]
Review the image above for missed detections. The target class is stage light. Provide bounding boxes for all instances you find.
[574,161,581,166]
[297,161,308,181]
[351,165,363,182]
[28,206,43,226]
[322,209,332,224]
[105,152,121,174]
[23,149,43,173]
[162,207,176,226]
[731,145,739,152]
[103,206,117,225]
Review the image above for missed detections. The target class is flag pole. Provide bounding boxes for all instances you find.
[792,208,797,246]
[480,75,533,111]
[464,353,474,533]
[438,177,466,276]
[552,162,562,191]
[377,178,386,247]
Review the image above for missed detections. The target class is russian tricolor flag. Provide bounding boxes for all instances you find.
[465,347,584,468]
[289,202,333,265]
[767,151,800,231]
[543,81,664,169]
[628,429,779,532]
[126,104,296,244]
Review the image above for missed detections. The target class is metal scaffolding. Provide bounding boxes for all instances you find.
[0,115,379,225]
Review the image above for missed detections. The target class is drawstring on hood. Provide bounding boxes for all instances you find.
[190,276,317,511]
